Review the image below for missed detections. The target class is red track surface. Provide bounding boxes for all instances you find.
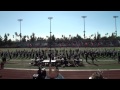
[1,69,120,79]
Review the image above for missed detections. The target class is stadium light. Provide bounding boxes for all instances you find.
[18,19,23,42]
[48,17,53,64]
[81,16,87,39]
[113,16,118,37]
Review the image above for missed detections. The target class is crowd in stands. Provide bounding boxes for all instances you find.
[1,39,120,48]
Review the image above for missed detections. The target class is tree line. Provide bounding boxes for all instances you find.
[0,32,120,48]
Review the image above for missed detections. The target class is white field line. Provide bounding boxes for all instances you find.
[4,68,120,71]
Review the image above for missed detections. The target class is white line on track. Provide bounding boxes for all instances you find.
[4,68,120,71]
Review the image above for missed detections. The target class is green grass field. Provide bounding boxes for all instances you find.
[4,59,120,69]
[0,47,120,70]
[0,47,120,51]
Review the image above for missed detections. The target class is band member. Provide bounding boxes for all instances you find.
[118,55,120,63]
[85,52,89,63]
[0,61,4,70]
[2,55,6,63]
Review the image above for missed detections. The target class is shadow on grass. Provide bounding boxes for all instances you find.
[86,61,99,66]
[93,63,99,66]
[86,61,91,64]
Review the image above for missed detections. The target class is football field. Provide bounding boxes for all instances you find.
[0,47,120,70]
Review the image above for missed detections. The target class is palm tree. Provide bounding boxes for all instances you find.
[7,33,10,41]
[32,33,35,38]
[62,35,64,40]
[32,33,36,41]
[26,35,29,40]
[7,33,9,36]
[22,35,26,42]
[69,35,71,40]
[94,33,96,40]
[51,34,56,46]
[15,32,18,36]
[105,33,108,36]
[63,35,65,41]
[0,35,3,46]
[12,35,14,42]
[46,36,49,41]
[19,32,22,42]
[15,32,18,42]
[4,33,8,45]
[30,33,36,42]
[97,32,101,40]
[37,37,40,41]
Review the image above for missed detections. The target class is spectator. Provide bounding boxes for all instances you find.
[0,61,5,78]
[0,61,4,70]
[36,67,46,79]
[89,71,105,79]
[41,68,46,79]
[37,67,42,77]
[45,64,64,79]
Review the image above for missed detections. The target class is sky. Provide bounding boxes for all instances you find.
[0,11,120,40]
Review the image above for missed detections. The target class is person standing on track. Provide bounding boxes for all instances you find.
[0,61,4,70]
[0,56,6,78]
[36,67,46,79]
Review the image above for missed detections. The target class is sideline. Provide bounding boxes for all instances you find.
[4,68,120,71]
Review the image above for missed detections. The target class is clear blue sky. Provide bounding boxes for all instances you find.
[0,11,120,40]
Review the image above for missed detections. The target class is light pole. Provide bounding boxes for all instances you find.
[113,16,118,37]
[18,19,23,42]
[82,16,87,39]
[48,17,53,64]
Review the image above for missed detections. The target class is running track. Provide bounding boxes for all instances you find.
[1,68,120,79]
